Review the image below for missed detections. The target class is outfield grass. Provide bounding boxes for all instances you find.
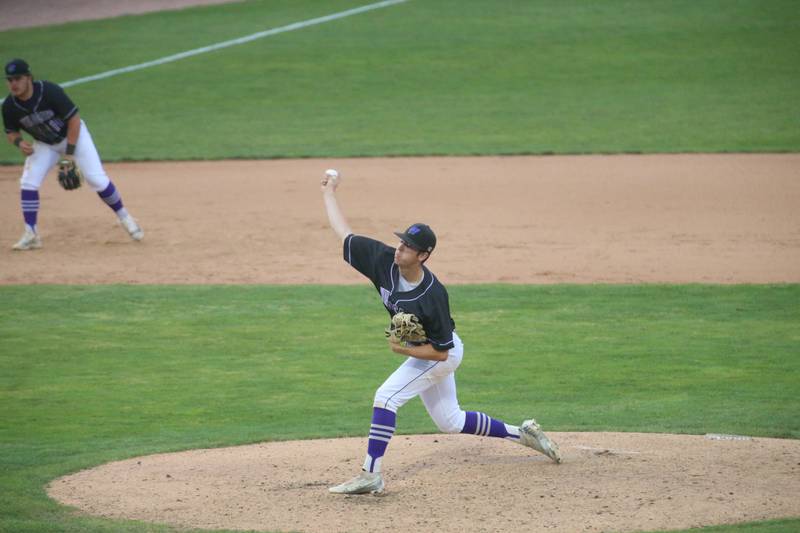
[1,0,798,162]
[1,284,798,532]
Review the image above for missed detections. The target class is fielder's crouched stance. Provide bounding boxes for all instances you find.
[3,58,143,250]
[321,170,561,495]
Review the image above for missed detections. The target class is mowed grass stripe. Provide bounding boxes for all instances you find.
[1,0,798,162]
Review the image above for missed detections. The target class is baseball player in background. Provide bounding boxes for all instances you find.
[3,58,143,250]
[321,170,562,495]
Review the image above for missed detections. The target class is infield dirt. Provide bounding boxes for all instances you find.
[2,154,799,285]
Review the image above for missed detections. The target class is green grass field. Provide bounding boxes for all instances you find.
[2,1,799,531]
[1,285,799,532]
[1,0,799,162]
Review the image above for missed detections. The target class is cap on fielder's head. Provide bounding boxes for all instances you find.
[5,59,31,78]
[394,223,436,254]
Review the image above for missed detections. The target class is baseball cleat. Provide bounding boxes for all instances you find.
[120,214,144,241]
[329,470,384,495]
[519,418,562,464]
[12,228,42,251]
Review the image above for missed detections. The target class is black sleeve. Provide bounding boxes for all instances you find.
[422,288,456,351]
[343,234,394,285]
[2,100,19,133]
[43,82,78,121]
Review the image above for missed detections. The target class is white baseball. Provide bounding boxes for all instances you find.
[325,168,340,184]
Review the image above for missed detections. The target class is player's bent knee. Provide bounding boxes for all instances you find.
[20,172,45,190]
[373,391,401,413]
[82,173,110,192]
[433,410,466,434]
[435,420,462,434]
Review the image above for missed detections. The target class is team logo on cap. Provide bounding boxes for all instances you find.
[7,64,16,73]
[408,226,421,235]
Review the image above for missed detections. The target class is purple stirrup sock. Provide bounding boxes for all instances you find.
[21,189,39,231]
[97,182,124,212]
[461,411,516,439]
[363,407,396,473]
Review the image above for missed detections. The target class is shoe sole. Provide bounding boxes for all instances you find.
[329,485,384,495]
[126,227,144,241]
[121,218,144,241]
[521,421,563,464]
[329,480,385,495]
[12,241,42,251]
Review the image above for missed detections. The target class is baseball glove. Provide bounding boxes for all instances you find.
[57,158,83,190]
[385,312,427,344]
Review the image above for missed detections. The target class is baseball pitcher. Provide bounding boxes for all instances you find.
[321,169,561,495]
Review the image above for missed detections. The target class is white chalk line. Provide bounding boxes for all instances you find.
[704,433,754,441]
[572,445,644,455]
[2,0,408,103]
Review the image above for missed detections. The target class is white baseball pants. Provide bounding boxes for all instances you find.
[374,331,467,433]
[20,120,111,192]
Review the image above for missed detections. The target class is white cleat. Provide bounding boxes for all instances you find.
[12,228,42,251]
[519,418,562,464]
[329,471,385,495]
[120,215,144,241]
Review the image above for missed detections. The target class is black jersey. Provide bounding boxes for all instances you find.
[3,80,78,144]
[344,234,456,351]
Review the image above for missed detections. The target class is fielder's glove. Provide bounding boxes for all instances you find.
[385,312,427,344]
[57,158,83,190]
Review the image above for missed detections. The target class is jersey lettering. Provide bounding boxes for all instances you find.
[2,81,78,144]
[379,287,398,313]
[19,110,65,144]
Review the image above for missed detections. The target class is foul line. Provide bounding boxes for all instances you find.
[62,0,407,88]
[2,0,407,103]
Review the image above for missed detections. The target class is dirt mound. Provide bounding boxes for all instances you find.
[48,432,800,533]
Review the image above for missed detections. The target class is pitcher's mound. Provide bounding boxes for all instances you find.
[48,432,800,532]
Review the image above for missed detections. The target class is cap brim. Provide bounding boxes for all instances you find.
[393,231,423,250]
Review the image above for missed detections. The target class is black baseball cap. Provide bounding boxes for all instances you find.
[5,59,31,77]
[394,223,436,253]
